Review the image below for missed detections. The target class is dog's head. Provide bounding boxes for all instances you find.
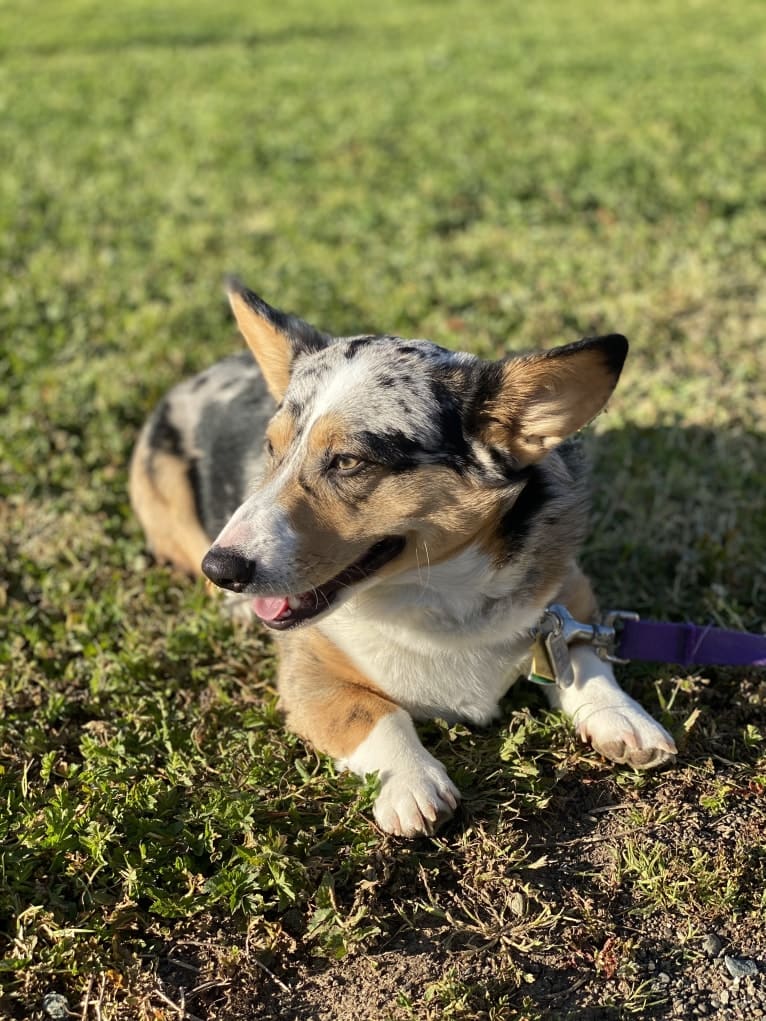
[202,280,627,630]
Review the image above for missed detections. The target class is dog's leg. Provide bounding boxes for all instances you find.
[340,708,460,836]
[548,645,677,768]
[546,565,676,768]
[280,633,460,837]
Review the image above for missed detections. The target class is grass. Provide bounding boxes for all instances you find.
[1,0,765,1017]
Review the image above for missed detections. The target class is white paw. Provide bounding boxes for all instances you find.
[373,763,460,837]
[576,701,677,770]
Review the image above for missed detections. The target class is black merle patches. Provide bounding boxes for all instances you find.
[190,367,276,537]
[356,412,474,475]
[496,466,552,560]
[285,398,305,420]
[463,361,505,425]
[306,350,482,477]
[428,378,474,470]
[548,333,628,380]
[185,458,204,523]
[357,429,422,470]
[344,336,376,359]
[396,340,453,358]
[147,400,184,459]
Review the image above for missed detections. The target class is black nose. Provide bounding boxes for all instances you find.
[201,546,257,592]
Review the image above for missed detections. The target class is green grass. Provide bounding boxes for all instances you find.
[1,1,765,1018]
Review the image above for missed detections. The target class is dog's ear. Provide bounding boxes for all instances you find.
[476,335,628,465]
[226,278,329,400]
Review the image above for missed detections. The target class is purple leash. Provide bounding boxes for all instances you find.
[617,618,766,668]
[530,605,766,687]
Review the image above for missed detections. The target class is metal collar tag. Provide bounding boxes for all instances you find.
[527,604,640,688]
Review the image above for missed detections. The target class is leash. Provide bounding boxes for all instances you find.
[528,604,766,687]
[617,618,766,668]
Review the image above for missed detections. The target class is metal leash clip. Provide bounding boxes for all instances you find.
[528,604,640,688]
[600,608,641,663]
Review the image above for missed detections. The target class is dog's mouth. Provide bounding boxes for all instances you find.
[252,536,406,631]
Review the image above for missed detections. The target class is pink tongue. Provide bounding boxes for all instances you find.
[252,596,291,622]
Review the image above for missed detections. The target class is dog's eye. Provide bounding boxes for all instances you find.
[329,453,364,474]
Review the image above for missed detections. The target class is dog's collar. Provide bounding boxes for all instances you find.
[527,604,632,687]
[528,603,766,687]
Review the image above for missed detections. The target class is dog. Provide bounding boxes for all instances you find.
[130,280,677,836]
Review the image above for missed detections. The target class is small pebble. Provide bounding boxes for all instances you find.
[42,993,69,1020]
[509,891,527,917]
[725,955,759,979]
[703,933,724,957]
[720,990,730,1006]
[657,972,671,984]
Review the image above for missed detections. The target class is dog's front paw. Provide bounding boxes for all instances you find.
[577,703,677,770]
[373,764,460,837]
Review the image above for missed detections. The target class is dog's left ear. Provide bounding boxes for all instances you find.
[478,335,628,465]
[226,278,329,400]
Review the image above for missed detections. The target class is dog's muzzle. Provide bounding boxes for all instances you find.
[201,536,406,630]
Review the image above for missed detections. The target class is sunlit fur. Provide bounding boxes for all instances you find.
[130,283,677,837]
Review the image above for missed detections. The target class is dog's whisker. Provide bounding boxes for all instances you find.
[414,539,432,605]
[421,540,431,590]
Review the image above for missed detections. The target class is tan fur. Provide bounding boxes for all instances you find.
[278,452,503,586]
[228,290,293,400]
[279,628,396,758]
[129,430,210,576]
[484,347,620,465]
[305,412,345,456]
[266,411,297,455]
[553,563,599,621]
[386,471,503,572]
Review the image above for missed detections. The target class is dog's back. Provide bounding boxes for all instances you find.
[130,351,273,573]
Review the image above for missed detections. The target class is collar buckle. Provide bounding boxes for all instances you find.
[534,604,640,674]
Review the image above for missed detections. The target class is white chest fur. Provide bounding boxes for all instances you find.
[318,545,544,725]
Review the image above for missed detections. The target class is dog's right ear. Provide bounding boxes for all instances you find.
[226,278,329,401]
